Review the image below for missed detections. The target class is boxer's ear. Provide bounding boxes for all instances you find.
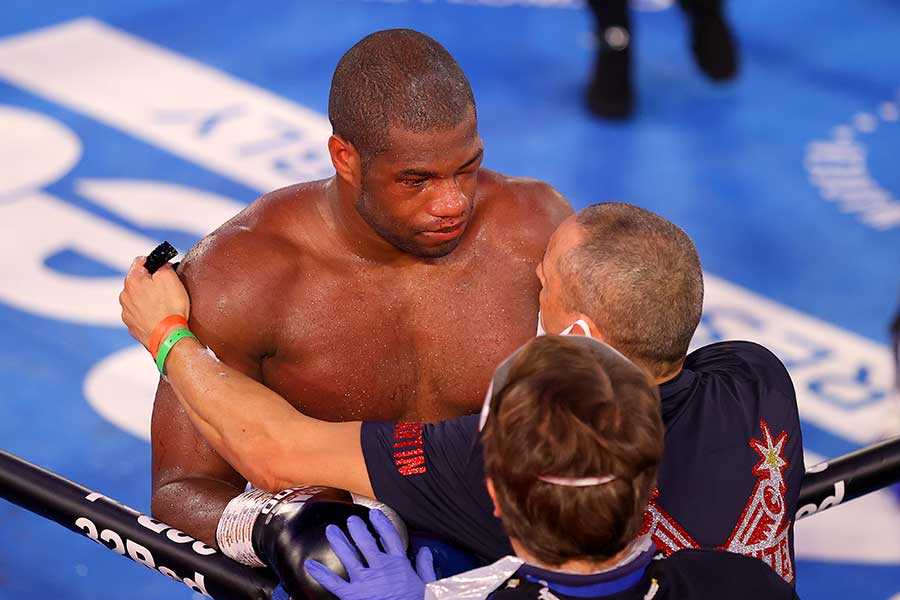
[485,478,502,518]
[328,135,362,189]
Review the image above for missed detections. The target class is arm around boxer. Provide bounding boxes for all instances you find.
[121,257,374,497]
[139,239,272,544]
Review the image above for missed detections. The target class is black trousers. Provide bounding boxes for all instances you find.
[587,0,724,32]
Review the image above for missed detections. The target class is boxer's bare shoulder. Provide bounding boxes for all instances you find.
[474,169,573,252]
[174,180,331,374]
[182,179,327,276]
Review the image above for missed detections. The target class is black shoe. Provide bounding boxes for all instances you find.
[586,28,634,120]
[689,14,739,81]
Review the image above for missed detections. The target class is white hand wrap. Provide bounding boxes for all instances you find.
[216,487,409,567]
[215,488,273,567]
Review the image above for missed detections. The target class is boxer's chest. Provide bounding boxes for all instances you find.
[261,251,539,422]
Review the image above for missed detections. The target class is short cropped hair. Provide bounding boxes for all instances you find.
[482,335,664,566]
[328,29,476,162]
[560,203,704,378]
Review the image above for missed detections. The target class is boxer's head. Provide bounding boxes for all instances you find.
[537,203,704,380]
[481,335,663,567]
[328,29,481,258]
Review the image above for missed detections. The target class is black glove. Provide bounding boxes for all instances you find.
[217,486,408,600]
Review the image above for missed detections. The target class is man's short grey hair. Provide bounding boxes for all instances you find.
[558,202,704,377]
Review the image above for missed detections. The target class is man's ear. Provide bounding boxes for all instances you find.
[328,134,362,189]
[486,478,502,518]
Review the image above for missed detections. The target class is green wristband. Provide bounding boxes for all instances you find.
[155,328,198,375]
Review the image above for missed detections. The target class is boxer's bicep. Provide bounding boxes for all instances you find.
[149,335,262,538]
[152,241,266,483]
[150,381,248,545]
[177,237,272,378]
[150,232,272,543]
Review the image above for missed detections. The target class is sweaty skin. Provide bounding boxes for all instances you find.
[150,119,571,545]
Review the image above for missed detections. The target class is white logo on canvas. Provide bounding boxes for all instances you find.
[0,18,335,442]
[0,105,247,441]
[804,89,900,230]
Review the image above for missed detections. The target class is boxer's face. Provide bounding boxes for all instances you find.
[536,218,582,333]
[356,110,482,258]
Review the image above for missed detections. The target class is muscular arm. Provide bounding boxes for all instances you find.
[161,336,372,495]
[151,381,247,547]
[149,249,256,543]
[148,231,267,544]
[146,225,373,547]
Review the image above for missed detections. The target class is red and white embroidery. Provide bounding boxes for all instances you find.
[641,488,699,555]
[393,422,426,475]
[723,420,793,583]
[641,420,794,583]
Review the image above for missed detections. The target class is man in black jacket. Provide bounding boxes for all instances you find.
[308,334,798,600]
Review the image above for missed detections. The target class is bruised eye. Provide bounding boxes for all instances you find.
[400,178,428,188]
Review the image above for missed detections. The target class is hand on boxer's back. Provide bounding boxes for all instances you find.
[306,509,435,600]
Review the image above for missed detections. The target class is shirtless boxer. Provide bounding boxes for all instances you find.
[150,28,571,545]
[122,203,802,582]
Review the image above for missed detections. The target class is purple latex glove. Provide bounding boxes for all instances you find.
[305,509,436,600]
